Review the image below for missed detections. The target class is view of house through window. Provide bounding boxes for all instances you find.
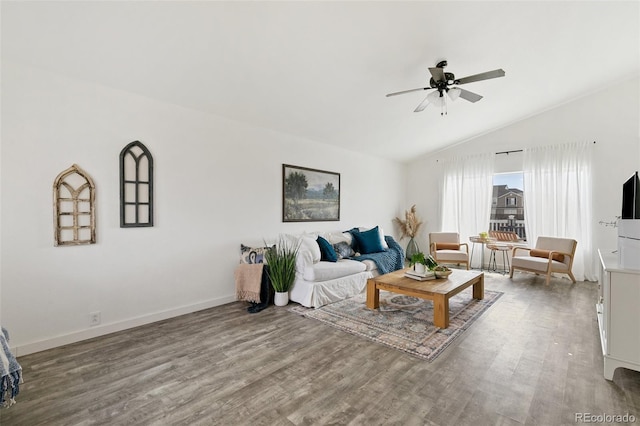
[491,172,526,240]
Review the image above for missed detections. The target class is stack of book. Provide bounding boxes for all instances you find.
[404,269,436,281]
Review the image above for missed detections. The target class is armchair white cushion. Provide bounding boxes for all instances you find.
[509,236,577,285]
[429,232,469,270]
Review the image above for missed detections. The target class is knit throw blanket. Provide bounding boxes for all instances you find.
[0,328,22,407]
[354,236,405,275]
[235,263,264,303]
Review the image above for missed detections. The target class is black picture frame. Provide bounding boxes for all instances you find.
[282,164,340,222]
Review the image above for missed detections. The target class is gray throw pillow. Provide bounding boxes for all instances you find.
[333,241,355,259]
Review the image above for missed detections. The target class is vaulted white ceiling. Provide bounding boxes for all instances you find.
[2,1,639,162]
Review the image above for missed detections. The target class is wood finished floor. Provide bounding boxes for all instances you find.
[2,272,639,425]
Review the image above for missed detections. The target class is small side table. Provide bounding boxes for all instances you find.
[469,236,495,271]
[487,242,511,273]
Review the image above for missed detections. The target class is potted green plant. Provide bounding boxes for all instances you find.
[264,238,299,306]
[410,252,427,274]
[410,252,438,274]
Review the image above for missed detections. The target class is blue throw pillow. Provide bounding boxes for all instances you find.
[345,227,362,252]
[352,226,386,254]
[317,236,338,262]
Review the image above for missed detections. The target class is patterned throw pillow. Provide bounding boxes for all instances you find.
[333,241,355,259]
[240,244,274,264]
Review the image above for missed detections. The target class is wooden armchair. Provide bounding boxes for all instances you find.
[509,236,577,285]
[429,232,469,270]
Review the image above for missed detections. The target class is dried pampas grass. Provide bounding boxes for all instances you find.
[393,205,423,240]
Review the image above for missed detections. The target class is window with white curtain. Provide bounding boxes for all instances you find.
[440,153,495,268]
[440,144,594,280]
[523,141,595,281]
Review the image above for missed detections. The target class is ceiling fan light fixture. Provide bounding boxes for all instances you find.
[448,88,461,102]
[427,90,445,107]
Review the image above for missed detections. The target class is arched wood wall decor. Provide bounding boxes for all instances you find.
[53,164,96,246]
[120,140,154,227]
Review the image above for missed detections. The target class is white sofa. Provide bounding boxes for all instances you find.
[282,229,404,308]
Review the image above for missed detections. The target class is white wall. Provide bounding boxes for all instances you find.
[407,76,640,266]
[3,62,637,355]
[0,61,406,354]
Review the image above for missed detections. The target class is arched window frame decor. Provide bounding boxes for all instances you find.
[120,140,154,227]
[53,164,96,246]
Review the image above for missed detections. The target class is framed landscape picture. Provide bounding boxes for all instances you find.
[283,164,340,222]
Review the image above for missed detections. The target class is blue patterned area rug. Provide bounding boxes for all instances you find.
[290,289,503,362]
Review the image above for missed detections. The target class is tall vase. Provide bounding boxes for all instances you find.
[405,237,420,261]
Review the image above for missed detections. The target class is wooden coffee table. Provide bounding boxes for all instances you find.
[366,268,484,328]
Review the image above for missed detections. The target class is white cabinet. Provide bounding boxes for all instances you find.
[597,249,640,380]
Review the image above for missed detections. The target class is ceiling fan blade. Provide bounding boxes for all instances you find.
[386,87,432,97]
[428,67,445,82]
[455,69,505,85]
[414,96,431,112]
[458,88,483,103]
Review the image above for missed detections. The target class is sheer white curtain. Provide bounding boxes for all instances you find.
[441,153,495,268]
[523,141,595,281]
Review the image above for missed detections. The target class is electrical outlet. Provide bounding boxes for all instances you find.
[89,311,101,326]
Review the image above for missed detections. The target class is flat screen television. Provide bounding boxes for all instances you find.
[621,171,640,219]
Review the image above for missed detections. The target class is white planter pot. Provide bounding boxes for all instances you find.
[274,291,289,306]
[413,263,426,274]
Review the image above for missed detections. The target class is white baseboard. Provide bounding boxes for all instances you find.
[13,295,236,357]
